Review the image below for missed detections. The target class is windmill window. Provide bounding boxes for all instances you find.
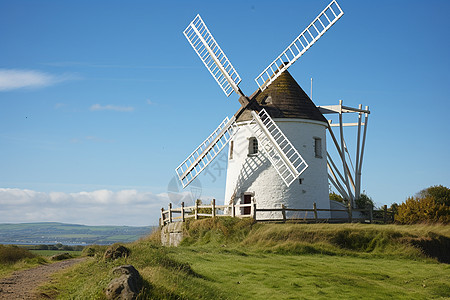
[314,137,322,158]
[248,137,258,156]
[262,95,272,105]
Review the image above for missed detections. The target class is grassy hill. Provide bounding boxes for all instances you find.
[41,218,450,299]
[0,222,154,245]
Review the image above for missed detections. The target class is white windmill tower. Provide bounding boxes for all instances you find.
[176,1,366,220]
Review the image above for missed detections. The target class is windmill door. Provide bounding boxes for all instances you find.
[243,194,251,215]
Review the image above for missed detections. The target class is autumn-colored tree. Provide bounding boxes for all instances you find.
[329,192,344,203]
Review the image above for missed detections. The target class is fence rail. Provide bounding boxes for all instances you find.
[160,200,393,227]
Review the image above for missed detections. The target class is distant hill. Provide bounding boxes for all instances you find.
[0,222,155,245]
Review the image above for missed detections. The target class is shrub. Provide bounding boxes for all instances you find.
[395,187,450,224]
[82,245,107,257]
[0,244,36,264]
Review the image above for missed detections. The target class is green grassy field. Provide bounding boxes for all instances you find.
[39,219,450,299]
[29,250,82,257]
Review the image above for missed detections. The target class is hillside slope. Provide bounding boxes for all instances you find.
[43,219,450,299]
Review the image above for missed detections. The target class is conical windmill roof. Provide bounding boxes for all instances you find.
[237,71,327,124]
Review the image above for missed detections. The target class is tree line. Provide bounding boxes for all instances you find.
[331,185,450,224]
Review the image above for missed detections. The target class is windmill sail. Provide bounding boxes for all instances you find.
[255,0,343,91]
[250,109,308,186]
[184,14,242,97]
[176,116,239,188]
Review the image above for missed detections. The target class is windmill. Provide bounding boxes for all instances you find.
[175,1,366,219]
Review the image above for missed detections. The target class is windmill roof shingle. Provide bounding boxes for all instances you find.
[237,71,327,124]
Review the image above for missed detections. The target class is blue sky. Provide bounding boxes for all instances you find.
[0,0,449,226]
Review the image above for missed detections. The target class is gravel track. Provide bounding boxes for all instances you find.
[0,257,85,299]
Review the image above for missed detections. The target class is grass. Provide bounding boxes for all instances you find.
[167,247,450,299]
[0,245,80,279]
[0,245,48,278]
[40,219,450,299]
[29,250,83,257]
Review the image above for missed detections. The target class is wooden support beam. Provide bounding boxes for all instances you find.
[355,105,363,199]
[313,203,318,223]
[328,174,350,201]
[327,121,355,200]
[356,107,369,198]
[195,200,199,220]
[339,101,354,204]
[168,203,172,223]
[327,153,348,190]
[181,202,185,222]
[281,204,286,223]
[347,202,352,223]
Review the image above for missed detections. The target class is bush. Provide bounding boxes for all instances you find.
[82,245,107,257]
[395,186,450,224]
[50,252,72,261]
[0,244,36,264]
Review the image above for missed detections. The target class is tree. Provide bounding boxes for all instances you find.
[355,193,374,210]
[418,185,450,206]
[329,192,344,203]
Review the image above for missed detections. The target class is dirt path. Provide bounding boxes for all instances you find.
[0,257,86,299]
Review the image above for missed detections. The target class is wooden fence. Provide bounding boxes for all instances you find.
[160,200,393,227]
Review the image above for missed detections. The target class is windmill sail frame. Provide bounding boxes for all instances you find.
[250,109,308,186]
[254,0,343,91]
[175,116,239,188]
[183,14,242,97]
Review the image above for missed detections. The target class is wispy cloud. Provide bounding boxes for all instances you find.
[0,188,169,226]
[0,69,76,91]
[54,103,66,109]
[90,104,134,112]
[42,61,197,70]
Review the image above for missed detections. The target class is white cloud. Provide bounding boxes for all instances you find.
[90,104,134,112]
[0,188,169,226]
[0,69,73,91]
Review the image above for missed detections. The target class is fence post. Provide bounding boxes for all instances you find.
[313,202,318,223]
[231,202,235,218]
[383,205,388,224]
[181,202,185,222]
[160,207,164,227]
[195,199,199,220]
[168,203,172,223]
[252,200,257,220]
[281,204,286,223]
[212,199,216,218]
[347,202,352,223]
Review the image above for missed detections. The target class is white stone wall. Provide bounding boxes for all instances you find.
[224,118,330,219]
